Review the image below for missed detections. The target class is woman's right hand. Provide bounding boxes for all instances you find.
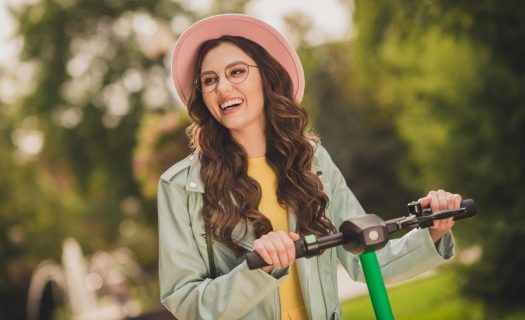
[252,231,301,273]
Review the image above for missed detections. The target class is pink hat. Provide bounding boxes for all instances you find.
[171,13,305,107]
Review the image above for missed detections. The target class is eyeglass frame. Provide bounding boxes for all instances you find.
[194,61,259,93]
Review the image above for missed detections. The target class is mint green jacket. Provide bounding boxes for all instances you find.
[158,144,454,320]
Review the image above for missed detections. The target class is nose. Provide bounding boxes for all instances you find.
[215,73,233,93]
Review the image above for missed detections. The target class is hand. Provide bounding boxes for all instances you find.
[418,189,462,243]
[252,231,301,273]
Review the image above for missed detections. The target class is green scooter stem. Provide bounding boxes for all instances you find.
[360,251,394,320]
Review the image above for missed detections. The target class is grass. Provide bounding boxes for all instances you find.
[341,269,525,320]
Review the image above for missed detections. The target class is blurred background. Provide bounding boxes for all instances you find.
[1,0,524,319]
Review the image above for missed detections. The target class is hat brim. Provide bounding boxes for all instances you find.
[171,14,305,107]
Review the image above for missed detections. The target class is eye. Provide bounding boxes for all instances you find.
[227,65,248,79]
[200,74,218,87]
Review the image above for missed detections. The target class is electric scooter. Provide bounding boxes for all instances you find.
[246,199,477,320]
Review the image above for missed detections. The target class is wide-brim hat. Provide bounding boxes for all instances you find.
[170,13,305,107]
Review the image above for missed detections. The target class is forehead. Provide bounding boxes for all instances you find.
[201,42,256,72]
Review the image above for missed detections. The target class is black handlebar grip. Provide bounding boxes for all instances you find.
[245,250,267,270]
[453,199,477,221]
[421,199,477,228]
[246,239,308,270]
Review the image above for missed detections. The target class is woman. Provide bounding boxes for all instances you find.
[158,14,458,320]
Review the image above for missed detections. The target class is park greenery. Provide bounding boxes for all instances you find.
[343,268,525,320]
[0,0,523,318]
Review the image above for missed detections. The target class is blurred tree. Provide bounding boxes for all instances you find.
[351,0,525,311]
[210,0,249,14]
[1,0,195,318]
[434,0,525,311]
[290,3,414,219]
[133,111,191,201]
[276,7,414,220]
[303,41,414,219]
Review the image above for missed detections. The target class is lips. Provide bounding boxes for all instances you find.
[219,98,244,111]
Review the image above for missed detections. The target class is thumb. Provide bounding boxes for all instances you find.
[289,232,300,241]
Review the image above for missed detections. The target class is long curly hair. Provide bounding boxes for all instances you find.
[186,35,336,255]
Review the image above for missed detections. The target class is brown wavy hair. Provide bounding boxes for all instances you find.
[186,35,336,255]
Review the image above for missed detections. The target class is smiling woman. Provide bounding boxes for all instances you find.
[158,13,460,320]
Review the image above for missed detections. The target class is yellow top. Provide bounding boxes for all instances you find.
[247,157,308,320]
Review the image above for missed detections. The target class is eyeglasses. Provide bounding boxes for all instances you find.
[195,61,258,93]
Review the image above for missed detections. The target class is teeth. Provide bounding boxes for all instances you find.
[220,99,243,110]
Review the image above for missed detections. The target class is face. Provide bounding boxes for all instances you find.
[199,42,265,137]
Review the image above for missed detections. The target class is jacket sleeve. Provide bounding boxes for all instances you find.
[158,179,284,319]
[315,145,455,284]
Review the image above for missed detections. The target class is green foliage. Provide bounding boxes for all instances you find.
[133,111,191,200]
[303,41,414,219]
[351,0,525,310]
[379,27,489,192]
[1,0,195,318]
[342,270,525,319]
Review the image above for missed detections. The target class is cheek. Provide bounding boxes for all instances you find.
[256,91,265,110]
[202,95,212,109]
[248,80,265,108]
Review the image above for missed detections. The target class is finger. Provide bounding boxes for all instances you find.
[253,238,273,266]
[428,190,439,213]
[437,218,454,231]
[446,192,455,210]
[432,218,441,228]
[418,196,432,208]
[263,240,281,269]
[289,232,300,241]
[434,212,442,225]
[454,194,462,209]
[432,219,444,229]
[277,230,296,262]
[259,234,281,269]
[433,217,445,228]
[433,215,454,229]
[289,233,301,261]
[269,232,289,268]
[437,189,448,210]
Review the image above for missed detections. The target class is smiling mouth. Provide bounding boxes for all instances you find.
[220,98,244,111]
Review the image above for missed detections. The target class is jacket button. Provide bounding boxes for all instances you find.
[189,182,197,188]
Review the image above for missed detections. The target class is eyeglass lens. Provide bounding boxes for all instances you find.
[198,62,251,93]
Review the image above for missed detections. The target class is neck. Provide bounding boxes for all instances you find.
[230,127,266,158]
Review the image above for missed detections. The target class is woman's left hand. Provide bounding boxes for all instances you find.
[418,189,462,243]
